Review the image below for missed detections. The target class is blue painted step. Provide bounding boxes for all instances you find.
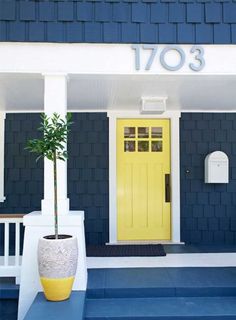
[85,268,236,319]
[87,267,236,298]
[85,296,236,319]
[0,279,19,320]
[0,278,19,299]
[0,299,18,320]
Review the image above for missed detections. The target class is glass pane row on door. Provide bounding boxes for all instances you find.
[124,127,162,139]
[124,126,163,152]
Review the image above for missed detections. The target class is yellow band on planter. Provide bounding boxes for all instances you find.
[40,277,75,301]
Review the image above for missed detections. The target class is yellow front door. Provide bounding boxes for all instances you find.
[117,119,171,241]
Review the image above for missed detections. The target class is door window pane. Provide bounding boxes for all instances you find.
[152,141,162,152]
[138,127,149,138]
[124,127,135,138]
[124,141,135,152]
[152,127,162,138]
[138,141,149,152]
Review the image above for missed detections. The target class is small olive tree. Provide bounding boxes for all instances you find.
[26,113,73,239]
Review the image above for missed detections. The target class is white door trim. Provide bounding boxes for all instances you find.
[107,110,181,244]
[0,112,6,202]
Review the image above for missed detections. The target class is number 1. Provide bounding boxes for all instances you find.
[132,45,141,71]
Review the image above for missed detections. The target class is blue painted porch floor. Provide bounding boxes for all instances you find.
[25,291,86,320]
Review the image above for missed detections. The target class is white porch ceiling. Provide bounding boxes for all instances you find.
[0,73,236,112]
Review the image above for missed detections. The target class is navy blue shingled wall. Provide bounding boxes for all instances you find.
[4,112,236,246]
[0,113,43,215]
[180,113,236,245]
[68,113,109,245]
[0,113,43,255]
[0,0,236,44]
[0,112,109,252]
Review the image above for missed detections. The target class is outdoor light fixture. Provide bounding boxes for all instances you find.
[141,97,167,114]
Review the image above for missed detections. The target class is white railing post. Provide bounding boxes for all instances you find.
[4,222,9,266]
[0,112,6,203]
[15,222,20,266]
[0,214,24,283]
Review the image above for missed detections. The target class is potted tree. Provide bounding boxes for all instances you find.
[26,112,78,301]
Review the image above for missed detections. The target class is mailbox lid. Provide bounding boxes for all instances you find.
[206,151,228,162]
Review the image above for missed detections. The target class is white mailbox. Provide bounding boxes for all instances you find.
[205,151,229,183]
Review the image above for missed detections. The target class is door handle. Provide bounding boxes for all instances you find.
[165,174,171,203]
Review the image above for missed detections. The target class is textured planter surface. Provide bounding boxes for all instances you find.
[38,236,78,301]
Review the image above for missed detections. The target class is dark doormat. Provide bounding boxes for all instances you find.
[86,244,166,257]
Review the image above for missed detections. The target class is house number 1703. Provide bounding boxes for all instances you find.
[132,45,205,72]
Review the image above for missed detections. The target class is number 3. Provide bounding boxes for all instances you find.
[189,46,205,72]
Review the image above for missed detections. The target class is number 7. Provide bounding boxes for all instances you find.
[143,45,158,70]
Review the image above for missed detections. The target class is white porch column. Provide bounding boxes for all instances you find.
[41,74,70,216]
[18,73,87,320]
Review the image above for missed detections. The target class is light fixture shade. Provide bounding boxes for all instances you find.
[141,97,167,114]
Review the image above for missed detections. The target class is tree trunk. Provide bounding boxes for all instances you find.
[53,151,58,239]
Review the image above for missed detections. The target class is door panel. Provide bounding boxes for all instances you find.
[117,119,171,240]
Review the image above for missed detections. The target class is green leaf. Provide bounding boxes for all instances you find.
[25,113,73,162]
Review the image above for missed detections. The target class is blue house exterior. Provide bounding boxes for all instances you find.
[1,0,236,247]
[2,2,236,320]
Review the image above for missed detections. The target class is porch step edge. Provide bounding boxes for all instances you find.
[87,286,236,299]
[85,296,236,319]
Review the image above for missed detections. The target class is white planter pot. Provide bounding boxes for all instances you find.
[38,235,78,301]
